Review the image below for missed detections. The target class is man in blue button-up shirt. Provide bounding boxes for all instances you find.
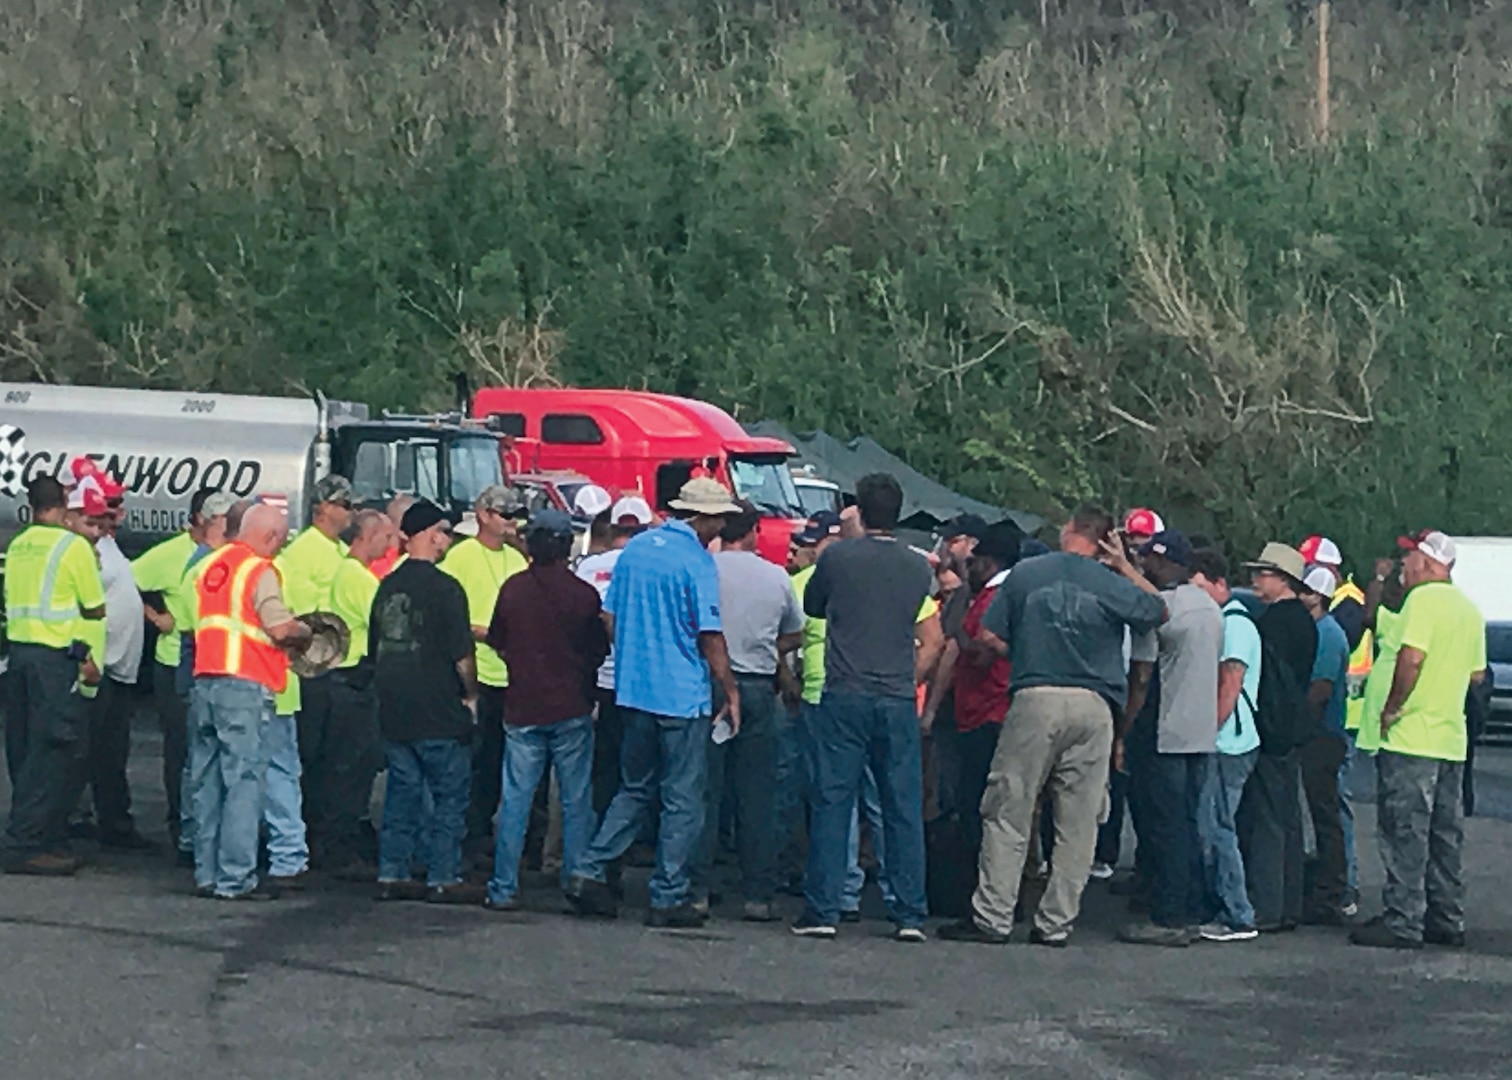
[566,478,741,928]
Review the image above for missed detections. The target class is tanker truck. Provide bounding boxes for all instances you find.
[0,382,506,563]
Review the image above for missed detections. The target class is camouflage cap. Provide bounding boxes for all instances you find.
[312,474,355,507]
[475,484,526,518]
[200,491,238,519]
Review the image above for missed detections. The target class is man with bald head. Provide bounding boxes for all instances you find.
[189,502,312,900]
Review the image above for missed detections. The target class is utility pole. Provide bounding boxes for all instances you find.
[1316,0,1332,143]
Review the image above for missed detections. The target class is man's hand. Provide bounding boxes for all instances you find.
[715,687,743,737]
[145,608,175,634]
[838,505,864,539]
[81,658,102,687]
[1380,706,1401,737]
[777,666,803,714]
[464,697,479,721]
[1112,736,1126,774]
[1373,557,1395,582]
[919,703,938,735]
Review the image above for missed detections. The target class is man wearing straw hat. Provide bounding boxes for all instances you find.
[1237,541,1318,933]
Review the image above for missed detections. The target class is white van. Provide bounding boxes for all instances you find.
[1451,537,1512,740]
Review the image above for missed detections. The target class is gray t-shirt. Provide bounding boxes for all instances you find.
[803,535,933,700]
[715,550,804,676]
[1133,583,1224,754]
[983,552,1166,708]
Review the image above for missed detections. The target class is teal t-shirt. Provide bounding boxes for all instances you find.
[1216,600,1262,756]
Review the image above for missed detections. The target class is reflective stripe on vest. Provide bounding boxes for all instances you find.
[8,531,84,625]
[1332,577,1373,680]
[194,544,289,693]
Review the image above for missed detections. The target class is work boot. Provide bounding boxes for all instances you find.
[565,876,619,919]
[6,853,80,877]
[1349,922,1423,950]
[645,904,708,929]
[1117,922,1192,947]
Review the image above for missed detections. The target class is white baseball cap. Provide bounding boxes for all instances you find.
[1398,529,1456,567]
[610,495,654,527]
[1299,535,1343,566]
[572,484,613,519]
[1302,564,1337,599]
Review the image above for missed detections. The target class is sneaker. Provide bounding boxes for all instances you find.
[216,882,280,902]
[1349,922,1423,950]
[1198,922,1259,942]
[1088,861,1115,881]
[840,909,862,924]
[427,882,485,905]
[482,895,520,913]
[1424,927,1467,948]
[1117,922,1191,947]
[375,880,428,902]
[893,925,927,944]
[742,901,779,923]
[938,919,1012,945]
[565,876,619,919]
[1029,927,1069,948]
[646,904,708,929]
[1340,901,1360,918]
[790,915,838,939]
[5,852,80,876]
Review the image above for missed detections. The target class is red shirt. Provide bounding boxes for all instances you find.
[369,546,403,579]
[954,580,1012,732]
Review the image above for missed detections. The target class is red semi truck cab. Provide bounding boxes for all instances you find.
[471,387,804,564]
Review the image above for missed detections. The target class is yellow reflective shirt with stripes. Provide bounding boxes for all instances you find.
[3,524,105,649]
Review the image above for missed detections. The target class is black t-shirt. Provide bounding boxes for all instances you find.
[1257,598,1318,689]
[802,535,933,700]
[369,560,476,743]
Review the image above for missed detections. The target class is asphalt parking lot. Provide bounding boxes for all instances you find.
[4,733,1512,1079]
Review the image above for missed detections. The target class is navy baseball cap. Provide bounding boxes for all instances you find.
[794,510,843,546]
[526,507,574,540]
[1137,529,1194,567]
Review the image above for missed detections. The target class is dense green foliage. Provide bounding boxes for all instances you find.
[3,0,1511,559]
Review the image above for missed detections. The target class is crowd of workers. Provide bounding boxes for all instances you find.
[0,459,1490,952]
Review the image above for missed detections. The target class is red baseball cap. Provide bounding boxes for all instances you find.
[1123,508,1165,539]
[1298,535,1342,566]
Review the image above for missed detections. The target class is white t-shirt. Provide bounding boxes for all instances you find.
[98,534,145,684]
[575,548,623,690]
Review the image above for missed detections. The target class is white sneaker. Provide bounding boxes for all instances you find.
[1198,921,1259,942]
[1340,901,1359,918]
[1088,862,1115,881]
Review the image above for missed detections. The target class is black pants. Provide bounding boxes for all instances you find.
[691,675,780,904]
[592,687,623,820]
[1238,750,1304,928]
[467,685,508,843]
[1122,713,1158,890]
[953,722,1001,866]
[309,672,383,864]
[88,676,137,840]
[1095,764,1130,867]
[1299,733,1348,912]
[4,644,87,859]
[152,662,188,843]
[1145,750,1211,928]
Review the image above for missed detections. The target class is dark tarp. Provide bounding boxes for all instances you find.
[746,421,1042,533]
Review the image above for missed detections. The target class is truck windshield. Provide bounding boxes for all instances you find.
[729,456,802,518]
[450,435,504,505]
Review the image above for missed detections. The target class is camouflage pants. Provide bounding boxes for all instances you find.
[1376,750,1465,941]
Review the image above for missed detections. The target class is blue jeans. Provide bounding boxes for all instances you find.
[262,713,309,877]
[1144,750,1213,928]
[802,691,926,928]
[188,676,273,897]
[575,708,709,910]
[843,765,899,912]
[379,739,471,887]
[488,715,595,903]
[1199,749,1258,929]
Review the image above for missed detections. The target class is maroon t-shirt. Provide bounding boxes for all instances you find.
[486,563,609,727]
[954,582,1012,732]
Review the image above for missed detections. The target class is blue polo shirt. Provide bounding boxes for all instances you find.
[605,520,723,718]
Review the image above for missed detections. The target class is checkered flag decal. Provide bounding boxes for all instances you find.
[0,425,26,498]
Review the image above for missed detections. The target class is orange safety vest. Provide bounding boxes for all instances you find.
[193,542,290,694]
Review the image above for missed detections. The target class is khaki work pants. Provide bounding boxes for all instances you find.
[972,686,1112,939]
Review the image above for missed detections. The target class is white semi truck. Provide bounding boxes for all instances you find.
[0,382,506,561]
